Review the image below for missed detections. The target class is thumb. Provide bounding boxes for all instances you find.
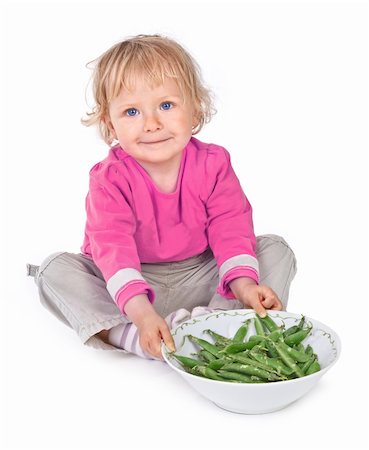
[248,297,267,318]
[256,307,267,319]
[160,324,176,352]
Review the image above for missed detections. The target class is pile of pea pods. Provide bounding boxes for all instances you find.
[171,314,321,383]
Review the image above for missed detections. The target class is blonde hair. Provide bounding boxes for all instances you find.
[81,34,216,145]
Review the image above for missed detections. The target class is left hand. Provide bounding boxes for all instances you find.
[229,279,283,317]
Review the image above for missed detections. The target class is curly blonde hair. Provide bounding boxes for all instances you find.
[81,34,217,146]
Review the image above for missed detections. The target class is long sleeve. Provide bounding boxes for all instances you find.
[205,146,259,299]
[84,164,155,315]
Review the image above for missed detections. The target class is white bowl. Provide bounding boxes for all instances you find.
[161,309,341,414]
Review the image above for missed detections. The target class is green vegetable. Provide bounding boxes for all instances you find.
[207,358,230,370]
[249,349,294,376]
[171,313,321,383]
[198,349,217,362]
[268,340,305,378]
[254,316,266,336]
[284,327,312,346]
[193,365,226,381]
[172,354,205,368]
[187,335,222,358]
[222,362,283,381]
[306,359,321,375]
[217,370,264,383]
[219,342,250,354]
[283,315,305,338]
[277,341,310,363]
[232,319,250,342]
[203,329,232,347]
[260,315,280,332]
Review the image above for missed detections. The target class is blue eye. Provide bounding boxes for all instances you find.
[126,108,138,117]
[161,102,173,110]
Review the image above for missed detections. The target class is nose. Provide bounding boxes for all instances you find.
[143,112,162,133]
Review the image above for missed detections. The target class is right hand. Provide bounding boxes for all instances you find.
[135,311,176,360]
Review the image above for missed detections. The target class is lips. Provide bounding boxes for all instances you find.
[141,138,169,144]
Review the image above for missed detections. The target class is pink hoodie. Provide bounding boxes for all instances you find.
[81,137,259,315]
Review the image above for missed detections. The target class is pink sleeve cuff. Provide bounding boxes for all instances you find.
[217,267,259,299]
[116,281,156,315]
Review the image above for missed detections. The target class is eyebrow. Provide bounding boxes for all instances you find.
[118,95,183,109]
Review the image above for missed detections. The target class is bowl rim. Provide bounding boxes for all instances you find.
[161,309,341,387]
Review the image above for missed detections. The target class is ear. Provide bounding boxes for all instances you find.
[103,114,117,140]
[192,111,200,130]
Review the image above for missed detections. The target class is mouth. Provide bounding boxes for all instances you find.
[141,138,170,145]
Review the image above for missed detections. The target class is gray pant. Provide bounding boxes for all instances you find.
[26,234,297,351]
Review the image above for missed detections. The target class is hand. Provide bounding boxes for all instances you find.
[124,294,176,360]
[229,278,283,317]
[135,311,176,360]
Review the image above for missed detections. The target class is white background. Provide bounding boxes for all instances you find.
[1,0,368,449]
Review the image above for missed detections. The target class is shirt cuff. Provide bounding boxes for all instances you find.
[116,281,156,315]
[217,267,259,299]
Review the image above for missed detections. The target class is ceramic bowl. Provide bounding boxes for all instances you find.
[161,309,341,414]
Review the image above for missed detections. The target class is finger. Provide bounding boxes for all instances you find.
[270,300,283,311]
[260,296,275,309]
[141,336,162,360]
[149,346,163,360]
[259,286,283,311]
[150,333,166,360]
[160,324,176,352]
[140,339,155,359]
[248,297,267,318]
[261,295,282,310]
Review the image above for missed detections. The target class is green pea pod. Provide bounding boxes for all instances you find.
[306,359,321,375]
[207,358,230,370]
[249,350,295,377]
[268,329,283,342]
[265,339,279,358]
[283,316,306,338]
[232,319,250,342]
[297,315,306,328]
[249,344,269,355]
[283,325,300,338]
[254,316,266,336]
[187,335,222,358]
[270,340,305,378]
[222,362,283,381]
[172,354,206,369]
[184,366,207,377]
[203,329,233,347]
[294,343,305,352]
[284,327,312,347]
[260,314,280,332]
[218,370,265,383]
[300,354,316,373]
[248,335,266,342]
[278,341,310,362]
[227,353,287,378]
[243,339,265,350]
[198,349,217,362]
[249,344,265,353]
[193,365,226,381]
[219,342,250,354]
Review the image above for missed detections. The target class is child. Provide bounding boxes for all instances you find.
[26,34,297,361]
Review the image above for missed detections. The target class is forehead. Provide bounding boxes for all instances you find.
[114,76,184,104]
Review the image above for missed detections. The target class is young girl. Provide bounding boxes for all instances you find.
[26,34,297,361]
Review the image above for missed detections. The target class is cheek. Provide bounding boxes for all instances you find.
[172,113,195,130]
[114,121,137,139]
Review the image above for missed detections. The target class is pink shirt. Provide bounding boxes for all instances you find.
[81,136,259,315]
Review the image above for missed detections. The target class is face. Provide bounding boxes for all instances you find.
[106,77,196,172]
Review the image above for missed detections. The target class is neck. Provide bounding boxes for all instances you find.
[136,150,184,178]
